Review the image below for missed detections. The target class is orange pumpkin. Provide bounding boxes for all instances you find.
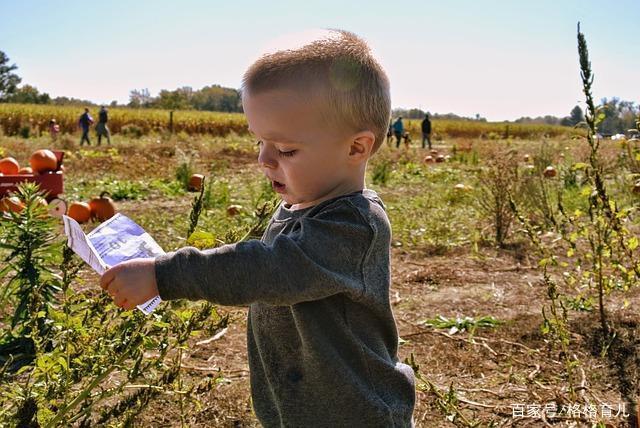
[226,204,242,216]
[18,166,33,174]
[0,157,20,174]
[89,192,116,221]
[30,149,58,173]
[543,166,557,178]
[435,155,446,163]
[423,155,434,163]
[0,196,25,213]
[67,201,92,223]
[188,174,205,191]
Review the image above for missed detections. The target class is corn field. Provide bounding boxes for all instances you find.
[0,103,580,140]
[0,104,248,137]
[404,118,579,140]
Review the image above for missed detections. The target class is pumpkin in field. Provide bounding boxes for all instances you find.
[430,149,438,156]
[633,181,640,195]
[543,166,557,178]
[435,155,446,163]
[523,154,530,162]
[89,192,116,221]
[67,201,92,223]
[423,155,434,163]
[30,149,58,173]
[18,166,33,174]
[226,204,242,216]
[0,157,20,174]
[188,174,205,191]
[0,196,24,213]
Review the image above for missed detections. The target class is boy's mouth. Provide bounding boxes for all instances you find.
[272,180,286,193]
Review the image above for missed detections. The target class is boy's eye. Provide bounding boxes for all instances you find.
[255,140,296,157]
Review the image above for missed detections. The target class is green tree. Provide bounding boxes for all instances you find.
[0,50,22,101]
[155,87,192,110]
[597,97,638,135]
[191,84,241,112]
[128,88,153,108]
[569,105,584,125]
[5,84,50,104]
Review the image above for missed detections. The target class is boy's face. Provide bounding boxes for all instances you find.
[243,89,355,210]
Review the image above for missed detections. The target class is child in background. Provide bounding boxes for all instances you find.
[100,29,416,427]
[48,119,60,141]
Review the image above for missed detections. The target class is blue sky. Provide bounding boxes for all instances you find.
[1,0,638,121]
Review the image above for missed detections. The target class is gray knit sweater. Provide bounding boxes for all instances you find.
[155,189,416,427]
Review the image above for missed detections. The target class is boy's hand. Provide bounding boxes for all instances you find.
[100,258,159,311]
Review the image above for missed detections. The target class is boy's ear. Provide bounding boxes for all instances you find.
[348,131,375,162]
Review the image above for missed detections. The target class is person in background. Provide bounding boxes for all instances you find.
[421,114,432,149]
[96,106,111,145]
[392,116,404,148]
[78,107,94,146]
[402,131,411,148]
[49,119,60,141]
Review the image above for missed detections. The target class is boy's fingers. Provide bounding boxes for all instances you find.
[106,283,119,297]
[113,294,127,308]
[123,300,136,311]
[100,267,116,290]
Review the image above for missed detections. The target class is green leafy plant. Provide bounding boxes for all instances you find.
[475,148,520,247]
[372,156,393,185]
[0,182,259,426]
[422,315,502,337]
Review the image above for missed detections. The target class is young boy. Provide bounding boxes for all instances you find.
[100,29,416,427]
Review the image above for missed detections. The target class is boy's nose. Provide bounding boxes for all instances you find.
[258,148,277,169]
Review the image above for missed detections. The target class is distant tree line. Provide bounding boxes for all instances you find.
[128,85,242,112]
[513,105,585,126]
[392,108,488,122]
[513,101,639,134]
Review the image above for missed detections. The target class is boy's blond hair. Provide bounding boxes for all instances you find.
[241,29,391,154]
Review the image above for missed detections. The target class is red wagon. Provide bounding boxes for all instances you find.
[0,150,67,216]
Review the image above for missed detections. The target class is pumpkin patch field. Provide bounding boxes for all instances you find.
[2,118,640,426]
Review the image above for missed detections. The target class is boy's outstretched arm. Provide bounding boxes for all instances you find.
[100,258,159,310]
[155,202,376,307]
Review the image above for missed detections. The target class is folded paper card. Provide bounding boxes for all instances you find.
[62,213,163,314]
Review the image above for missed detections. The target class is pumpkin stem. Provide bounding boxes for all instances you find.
[99,191,111,199]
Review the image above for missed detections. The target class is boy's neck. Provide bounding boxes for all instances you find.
[287,175,366,211]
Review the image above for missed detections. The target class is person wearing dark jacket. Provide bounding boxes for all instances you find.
[392,117,404,149]
[78,108,94,146]
[96,106,111,145]
[421,114,432,149]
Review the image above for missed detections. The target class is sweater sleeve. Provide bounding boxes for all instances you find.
[154,201,373,306]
